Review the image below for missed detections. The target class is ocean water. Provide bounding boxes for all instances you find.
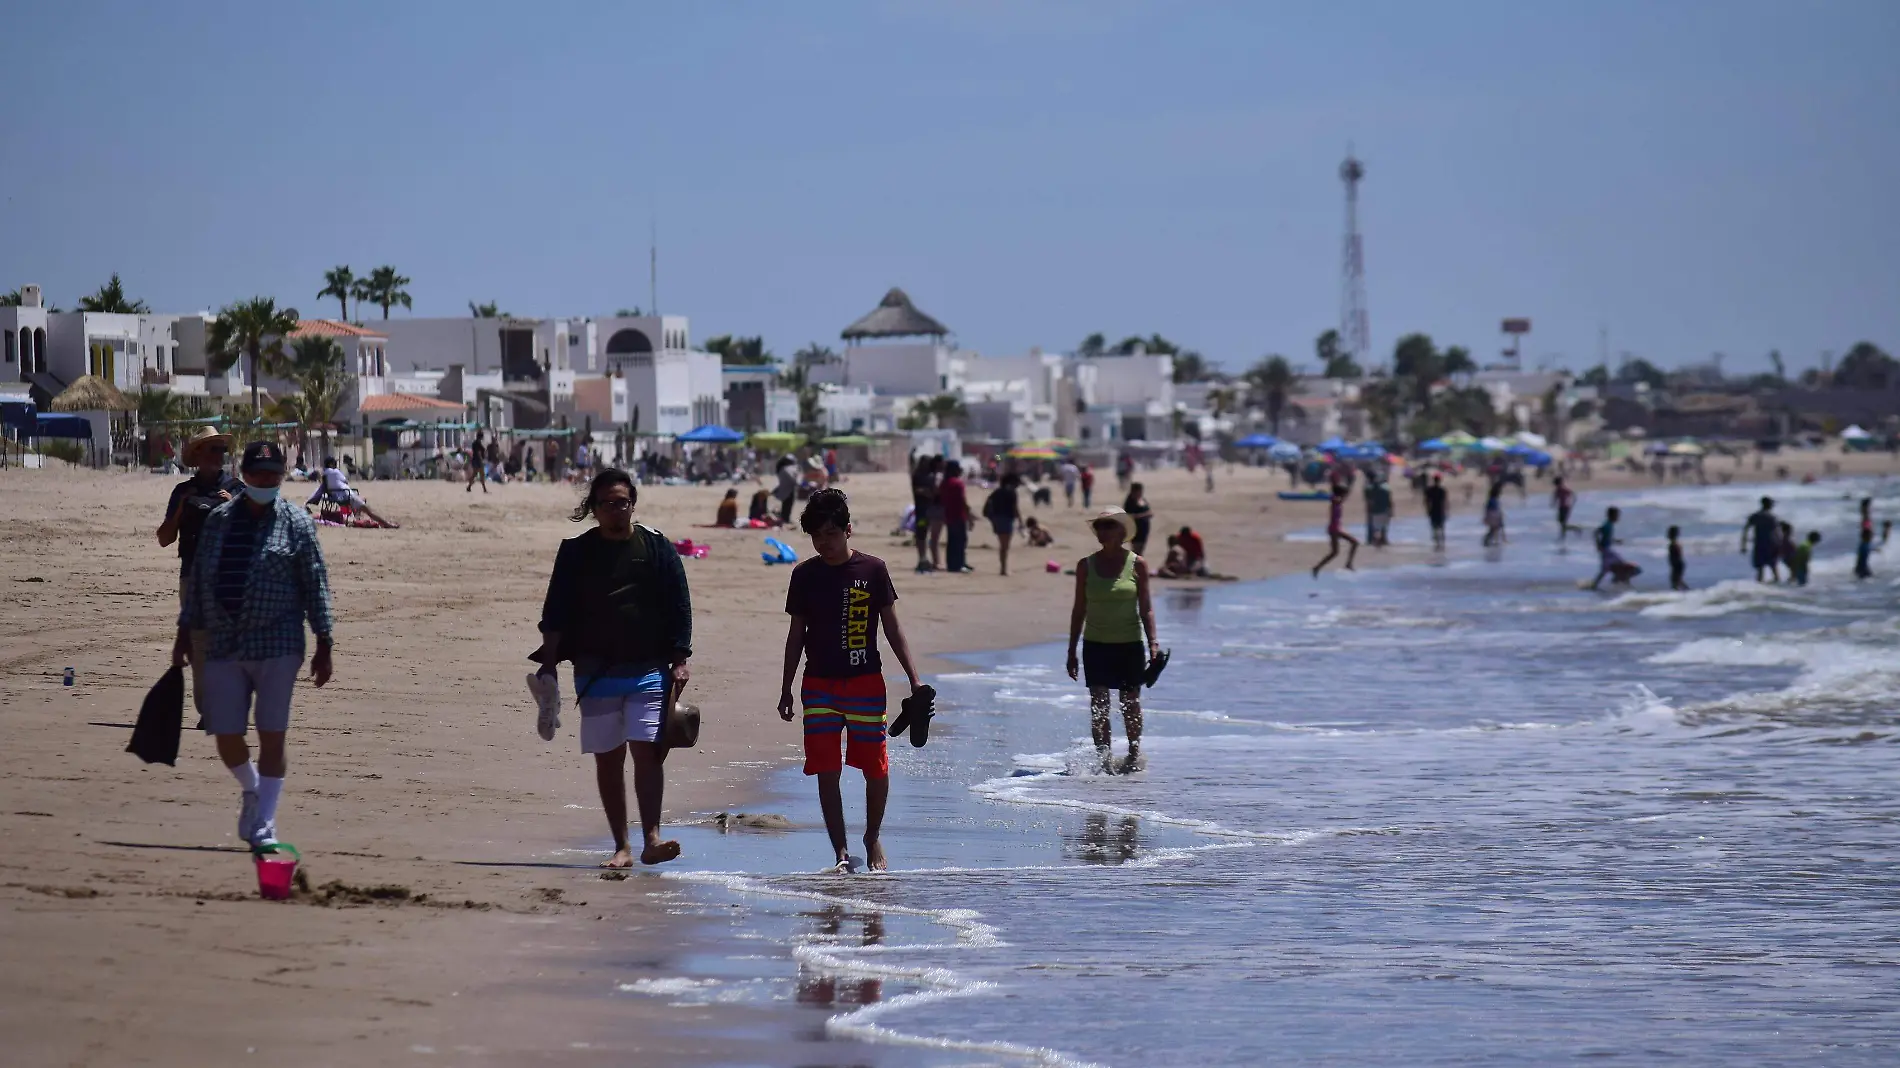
[626,477,1900,1067]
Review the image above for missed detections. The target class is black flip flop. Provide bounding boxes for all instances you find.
[899,685,937,747]
[1142,649,1171,689]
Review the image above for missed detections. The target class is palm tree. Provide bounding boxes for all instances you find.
[318,266,356,320]
[207,297,300,418]
[363,266,412,319]
[78,273,151,313]
[793,342,837,367]
[468,300,507,318]
[272,336,349,459]
[906,394,967,430]
[1247,355,1296,435]
[349,277,373,322]
[2,289,59,310]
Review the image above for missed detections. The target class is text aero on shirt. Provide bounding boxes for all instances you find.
[785,551,897,679]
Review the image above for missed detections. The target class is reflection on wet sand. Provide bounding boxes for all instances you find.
[796,905,886,1008]
[1066,811,1142,865]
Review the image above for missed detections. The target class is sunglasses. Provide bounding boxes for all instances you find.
[595,499,634,512]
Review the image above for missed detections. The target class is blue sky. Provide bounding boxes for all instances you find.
[4,0,1896,375]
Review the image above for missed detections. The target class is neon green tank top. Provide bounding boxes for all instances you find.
[1083,551,1141,643]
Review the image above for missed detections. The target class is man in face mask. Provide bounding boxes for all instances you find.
[175,440,335,850]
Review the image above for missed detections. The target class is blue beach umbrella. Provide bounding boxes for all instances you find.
[1318,436,1348,452]
[1418,438,1450,453]
[1235,433,1280,448]
[677,424,745,444]
[1268,441,1302,461]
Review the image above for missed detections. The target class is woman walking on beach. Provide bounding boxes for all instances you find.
[985,472,1022,576]
[1066,507,1160,775]
[1482,482,1507,547]
[533,469,694,868]
[1122,481,1154,557]
[1312,481,1359,576]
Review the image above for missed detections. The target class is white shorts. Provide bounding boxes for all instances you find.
[578,690,664,753]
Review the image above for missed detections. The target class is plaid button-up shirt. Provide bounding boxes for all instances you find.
[181,496,334,661]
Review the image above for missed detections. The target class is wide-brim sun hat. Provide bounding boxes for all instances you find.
[180,426,233,467]
[1087,507,1137,544]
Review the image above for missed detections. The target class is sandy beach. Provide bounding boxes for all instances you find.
[3,449,1893,1065]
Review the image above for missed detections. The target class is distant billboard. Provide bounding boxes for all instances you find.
[1501,318,1532,334]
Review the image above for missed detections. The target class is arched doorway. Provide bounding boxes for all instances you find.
[606,328,653,356]
[33,328,46,375]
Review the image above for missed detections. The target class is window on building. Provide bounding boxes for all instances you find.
[4,329,13,363]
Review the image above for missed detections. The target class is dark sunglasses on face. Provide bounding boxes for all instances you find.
[596,500,634,512]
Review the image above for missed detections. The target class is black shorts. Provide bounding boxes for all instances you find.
[1557,506,1572,526]
[1082,640,1145,692]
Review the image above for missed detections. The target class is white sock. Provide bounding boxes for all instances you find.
[256,775,285,826]
[229,762,259,793]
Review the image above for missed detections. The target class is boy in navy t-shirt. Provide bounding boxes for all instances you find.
[779,488,923,873]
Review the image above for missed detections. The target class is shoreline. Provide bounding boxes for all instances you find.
[2,450,1894,1064]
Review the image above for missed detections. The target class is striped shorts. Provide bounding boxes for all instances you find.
[801,674,888,779]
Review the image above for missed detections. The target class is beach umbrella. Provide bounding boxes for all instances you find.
[1006,445,1060,460]
[1439,430,1479,447]
[1841,425,1871,440]
[748,431,806,452]
[1667,441,1705,455]
[1318,436,1348,452]
[1512,431,1549,448]
[50,374,135,413]
[1235,433,1279,448]
[677,424,745,444]
[820,434,874,447]
[1417,438,1450,453]
[1522,449,1553,467]
[1268,441,1302,461]
[1476,436,1509,452]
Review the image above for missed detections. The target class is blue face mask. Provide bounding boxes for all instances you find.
[243,485,280,504]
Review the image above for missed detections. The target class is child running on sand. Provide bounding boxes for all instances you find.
[778,488,924,873]
[1312,482,1359,576]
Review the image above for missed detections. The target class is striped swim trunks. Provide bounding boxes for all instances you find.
[800,674,889,779]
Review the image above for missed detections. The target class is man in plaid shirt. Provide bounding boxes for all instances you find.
[175,441,334,850]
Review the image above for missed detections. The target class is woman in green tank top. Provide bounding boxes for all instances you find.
[1066,506,1159,774]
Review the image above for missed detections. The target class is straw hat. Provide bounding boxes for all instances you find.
[1087,506,1137,544]
[180,426,233,467]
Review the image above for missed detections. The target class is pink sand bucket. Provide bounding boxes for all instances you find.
[254,843,300,900]
[1046,560,1060,573]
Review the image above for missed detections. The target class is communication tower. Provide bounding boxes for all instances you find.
[1339,149,1370,370]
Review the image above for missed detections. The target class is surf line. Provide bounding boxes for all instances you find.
[663,869,1103,1067]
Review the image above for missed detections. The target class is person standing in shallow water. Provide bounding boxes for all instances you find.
[779,489,924,873]
[1067,507,1159,775]
[533,469,694,869]
[1424,474,1450,551]
[1741,496,1780,582]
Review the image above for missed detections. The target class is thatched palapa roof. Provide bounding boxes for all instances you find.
[841,288,950,341]
[50,374,135,412]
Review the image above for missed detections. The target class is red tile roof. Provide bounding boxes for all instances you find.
[359,392,466,413]
[292,320,388,340]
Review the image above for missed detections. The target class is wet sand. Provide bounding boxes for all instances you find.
[2,448,1892,1064]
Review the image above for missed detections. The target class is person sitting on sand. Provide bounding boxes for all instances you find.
[1176,525,1208,577]
[1156,535,1191,578]
[305,457,398,528]
[716,488,739,528]
[1023,515,1054,548]
[749,487,775,526]
[778,489,924,873]
[532,469,694,869]
[1067,507,1160,774]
